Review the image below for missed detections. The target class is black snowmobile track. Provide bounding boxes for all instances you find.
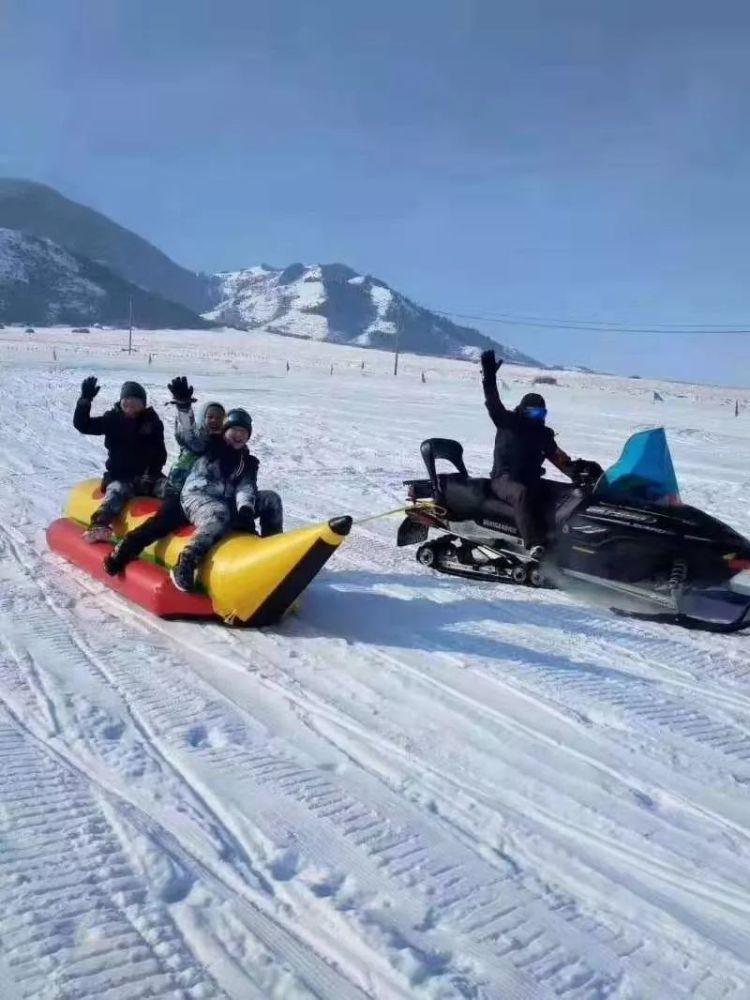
[427,561,514,584]
[433,564,546,588]
[417,541,544,587]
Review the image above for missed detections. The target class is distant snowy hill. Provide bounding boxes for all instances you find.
[205,262,542,365]
[0,228,212,328]
[0,179,213,313]
[0,179,542,363]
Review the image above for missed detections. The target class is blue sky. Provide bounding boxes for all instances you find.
[1,0,749,384]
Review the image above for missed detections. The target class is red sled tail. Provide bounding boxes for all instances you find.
[46,518,214,620]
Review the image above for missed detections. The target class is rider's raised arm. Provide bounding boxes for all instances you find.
[480,350,510,428]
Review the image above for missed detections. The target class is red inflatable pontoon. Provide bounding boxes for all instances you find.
[47,518,215,619]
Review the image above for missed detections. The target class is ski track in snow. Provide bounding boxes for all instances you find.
[0,328,748,998]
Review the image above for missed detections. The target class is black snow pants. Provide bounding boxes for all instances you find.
[489,475,546,547]
[114,497,189,565]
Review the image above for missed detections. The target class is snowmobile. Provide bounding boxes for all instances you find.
[398,429,750,633]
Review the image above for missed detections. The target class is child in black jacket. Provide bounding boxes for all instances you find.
[73,376,167,541]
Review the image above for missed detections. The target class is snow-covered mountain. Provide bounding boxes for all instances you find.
[206,262,542,365]
[0,180,542,363]
[0,178,213,313]
[0,228,212,328]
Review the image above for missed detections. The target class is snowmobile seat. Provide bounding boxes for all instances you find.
[414,438,508,520]
[420,438,470,489]
[443,478,579,528]
[404,472,462,501]
[410,438,579,525]
[440,477,513,521]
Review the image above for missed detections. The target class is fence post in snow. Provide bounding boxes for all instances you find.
[421,370,426,383]
[286,361,290,373]
[736,400,740,417]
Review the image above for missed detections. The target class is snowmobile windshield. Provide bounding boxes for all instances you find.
[596,428,682,505]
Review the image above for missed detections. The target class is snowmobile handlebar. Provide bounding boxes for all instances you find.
[569,459,605,489]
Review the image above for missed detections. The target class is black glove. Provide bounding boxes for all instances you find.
[570,459,604,487]
[80,376,100,401]
[480,350,503,378]
[167,376,195,410]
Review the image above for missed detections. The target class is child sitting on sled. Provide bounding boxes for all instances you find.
[73,377,167,542]
[168,378,283,539]
[170,404,260,592]
[103,377,283,577]
[102,381,224,574]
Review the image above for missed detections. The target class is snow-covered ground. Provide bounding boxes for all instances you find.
[0,324,749,999]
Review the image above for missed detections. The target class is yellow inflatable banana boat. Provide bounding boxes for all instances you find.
[47,480,352,626]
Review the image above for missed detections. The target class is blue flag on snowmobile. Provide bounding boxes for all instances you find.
[597,428,681,505]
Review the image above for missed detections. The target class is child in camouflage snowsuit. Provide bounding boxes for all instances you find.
[74,376,167,541]
[163,397,228,498]
[170,381,283,538]
[171,406,260,592]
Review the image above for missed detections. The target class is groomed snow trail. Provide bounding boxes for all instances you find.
[0,327,748,998]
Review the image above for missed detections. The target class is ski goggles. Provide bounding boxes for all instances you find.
[523,406,547,421]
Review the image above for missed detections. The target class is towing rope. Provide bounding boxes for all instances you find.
[352,500,446,526]
[221,502,445,623]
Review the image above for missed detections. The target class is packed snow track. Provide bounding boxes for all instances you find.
[0,327,748,999]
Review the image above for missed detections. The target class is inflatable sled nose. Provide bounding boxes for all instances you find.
[200,516,350,626]
[328,515,353,537]
[48,480,351,626]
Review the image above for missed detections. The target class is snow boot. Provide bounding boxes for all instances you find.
[526,544,545,562]
[103,541,131,576]
[83,524,115,544]
[170,552,198,593]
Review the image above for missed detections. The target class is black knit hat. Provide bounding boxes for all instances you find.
[518,392,546,410]
[120,380,147,403]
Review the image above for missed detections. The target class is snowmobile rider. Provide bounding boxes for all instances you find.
[103,377,283,577]
[73,377,167,542]
[481,350,580,558]
[170,405,260,592]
